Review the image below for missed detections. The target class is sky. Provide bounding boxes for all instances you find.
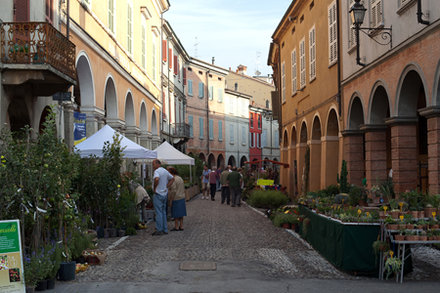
[165,0,292,77]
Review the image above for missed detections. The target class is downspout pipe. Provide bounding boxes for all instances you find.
[336,0,342,116]
[206,70,210,162]
[417,0,429,25]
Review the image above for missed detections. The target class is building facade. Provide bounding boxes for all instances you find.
[341,0,440,194]
[268,0,340,197]
[185,58,228,168]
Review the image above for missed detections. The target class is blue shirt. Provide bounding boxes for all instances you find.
[153,167,173,197]
[202,169,210,184]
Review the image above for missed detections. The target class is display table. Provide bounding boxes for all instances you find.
[299,205,380,274]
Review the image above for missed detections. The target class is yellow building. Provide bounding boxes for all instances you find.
[67,0,169,149]
[268,0,341,196]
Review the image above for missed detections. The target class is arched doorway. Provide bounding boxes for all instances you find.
[324,109,339,187]
[199,153,206,163]
[39,106,51,134]
[139,102,148,134]
[217,154,225,169]
[310,116,322,191]
[289,126,297,196]
[282,129,289,189]
[75,54,94,109]
[207,153,216,169]
[240,156,247,167]
[7,98,30,133]
[395,69,428,193]
[151,110,158,136]
[346,96,365,185]
[104,77,118,127]
[298,122,308,194]
[124,92,136,141]
[228,155,236,167]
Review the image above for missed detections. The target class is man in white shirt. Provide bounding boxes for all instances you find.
[152,159,174,235]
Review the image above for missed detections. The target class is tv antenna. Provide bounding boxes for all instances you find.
[194,36,199,58]
[255,51,261,76]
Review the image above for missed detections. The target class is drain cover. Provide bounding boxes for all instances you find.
[179,261,217,271]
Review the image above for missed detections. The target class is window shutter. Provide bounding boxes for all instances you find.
[183,68,187,85]
[162,40,167,62]
[371,0,383,28]
[168,48,173,69]
[174,55,178,75]
[218,121,223,141]
[291,49,297,94]
[209,86,213,100]
[188,80,193,96]
[300,38,306,88]
[328,1,338,64]
[209,119,214,140]
[199,117,204,138]
[282,62,286,102]
[188,116,193,137]
[218,88,223,102]
[14,0,29,22]
[309,26,316,81]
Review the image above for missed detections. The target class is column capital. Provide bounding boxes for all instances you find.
[341,129,364,136]
[385,116,417,126]
[360,124,387,131]
[419,106,440,118]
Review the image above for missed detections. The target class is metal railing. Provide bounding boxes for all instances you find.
[172,123,190,138]
[0,22,76,80]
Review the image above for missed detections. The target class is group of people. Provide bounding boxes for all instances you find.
[151,159,187,236]
[201,165,244,207]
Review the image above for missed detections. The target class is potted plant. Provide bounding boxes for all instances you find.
[372,240,390,254]
[384,251,402,280]
[384,216,398,230]
[419,230,428,241]
[389,199,400,219]
[394,230,405,241]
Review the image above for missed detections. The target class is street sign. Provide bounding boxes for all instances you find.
[52,92,71,101]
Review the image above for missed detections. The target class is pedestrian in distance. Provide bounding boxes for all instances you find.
[200,165,210,199]
[220,166,231,204]
[152,159,174,236]
[209,166,219,201]
[216,166,222,191]
[227,166,242,207]
[167,167,187,231]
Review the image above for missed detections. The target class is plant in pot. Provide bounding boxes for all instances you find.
[384,215,398,230]
[273,213,297,229]
[404,213,414,229]
[372,240,390,255]
[389,199,400,219]
[394,229,405,241]
[384,251,402,280]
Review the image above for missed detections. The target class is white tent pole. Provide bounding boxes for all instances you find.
[190,164,192,183]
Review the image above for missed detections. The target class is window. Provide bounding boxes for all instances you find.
[217,88,223,102]
[209,119,214,140]
[328,1,338,64]
[108,0,115,33]
[45,0,54,23]
[274,130,279,145]
[151,35,157,80]
[168,48,173,69]
[173,55,178,75]
[229,97,234,113]
[198,82,204,98]
[188,80,193,96]
[291,49,297,95]
[266,100,270,108]
[262,129,267,148]
[218,121,223,141]
[209,86,214,101]
[250,113,254,128]
[230,125,234,144]
[199,117,204,139]
[241,126,246,145]
[188,116,193,137]
[141,23,146,69]
[257,133,261,148]
[234,83,238,91]
[398,0,414,8]
[348,0,356,49]
[250,133,255,148]
[258,114,262,129]
[162,40,167,62]
[281,62,286,102]
[370,0,383,28]
[299,38,306,89]
[309,26,316,81]
[127,2,133,54]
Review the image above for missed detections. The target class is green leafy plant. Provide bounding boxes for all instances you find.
[384,251,402,280]
[272,213,299,227]
[248,190,289,209]
[337,160,349,193]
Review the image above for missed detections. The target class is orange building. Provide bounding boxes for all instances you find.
[268,0,341,197]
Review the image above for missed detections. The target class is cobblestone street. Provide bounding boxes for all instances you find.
[58,193,440,292]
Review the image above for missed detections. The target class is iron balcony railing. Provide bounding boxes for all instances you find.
[172,123,190,138]
[0,22,76,80]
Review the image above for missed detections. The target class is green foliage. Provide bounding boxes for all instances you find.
[272,213,299,227]
[348,185,367,206]
[385,253,402,280]
[337,160,349,193]
[302,146,310,195]
[69,230,94,261]
[248,189,289,209]
[126,226,137,235]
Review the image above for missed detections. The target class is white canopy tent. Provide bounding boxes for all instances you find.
[75,125,157,159]
[154,141,195,181]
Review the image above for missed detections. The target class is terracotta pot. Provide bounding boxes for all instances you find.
[282,223,290,229]
[405,235,418,241]
[398,224,406,230]
[390,210,400,219]
[429,236,436,241]
[419,236,428,241]
[418,210,425,218]
[436,236,440,240]
[416,225,424,230]
[431,224,439,229]
[387,224,399,230]
[410,211,418,219]
[406,224,415,229]
[394,234,405,241]
[425,207,436,218]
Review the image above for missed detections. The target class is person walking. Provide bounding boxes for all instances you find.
[167,167,187,231]
[152,159,174,236]
[220,166,231,204]
[227,166,242,207]
[209,166,218,201]
[201,165,210,199]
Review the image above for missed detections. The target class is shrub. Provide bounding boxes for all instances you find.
[248,190,288,209]
[272,213,299,227]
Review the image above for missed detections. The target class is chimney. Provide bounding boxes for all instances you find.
[212,57,215,65]
[237,65,247,75]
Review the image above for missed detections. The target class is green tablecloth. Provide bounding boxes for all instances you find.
[300,205,380,274]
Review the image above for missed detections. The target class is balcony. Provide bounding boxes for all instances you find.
[0,22,76,96]
[172,123,190,139]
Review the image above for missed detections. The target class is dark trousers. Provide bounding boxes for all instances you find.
[230,186,241,206]
[210,183,217,199]
[221,186,230,204]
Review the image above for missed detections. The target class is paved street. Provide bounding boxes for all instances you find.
[56,193,440,292]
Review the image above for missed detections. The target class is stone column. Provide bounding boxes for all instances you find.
[63,102,75,150]
[387,118,418,194]
[81,106,104,137]
[309,139,321,191]
[362,125,388,189]
[420,107,440,194]
[342,130,365,186]
[125,126,140,144]
[321,136,339,188]
[288,145,296,196]
[297,142,307,195]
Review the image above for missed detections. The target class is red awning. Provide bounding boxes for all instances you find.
[244,159,289,168]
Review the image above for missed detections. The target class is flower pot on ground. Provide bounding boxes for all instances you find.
[57,261,76,281]
[35,279,47,291]
[46,278,55,290]
[26,287,35,293]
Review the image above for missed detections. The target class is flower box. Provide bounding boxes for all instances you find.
[82,249,106,265]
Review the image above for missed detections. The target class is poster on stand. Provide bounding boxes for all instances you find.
[0,220,25,293]
[74,112,87,145]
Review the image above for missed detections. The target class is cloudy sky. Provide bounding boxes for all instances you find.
[165,0,292,77]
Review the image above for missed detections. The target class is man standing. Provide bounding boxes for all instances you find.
[209,166,218,201]
[220,166,231,205]
[200,165,210,199]
[227,166,242,207]
[152,159,174,235]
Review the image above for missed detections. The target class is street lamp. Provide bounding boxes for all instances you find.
[349,0,392,66]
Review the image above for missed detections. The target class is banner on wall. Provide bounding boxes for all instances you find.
[0,220,25,293]
[74,112,87,146]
